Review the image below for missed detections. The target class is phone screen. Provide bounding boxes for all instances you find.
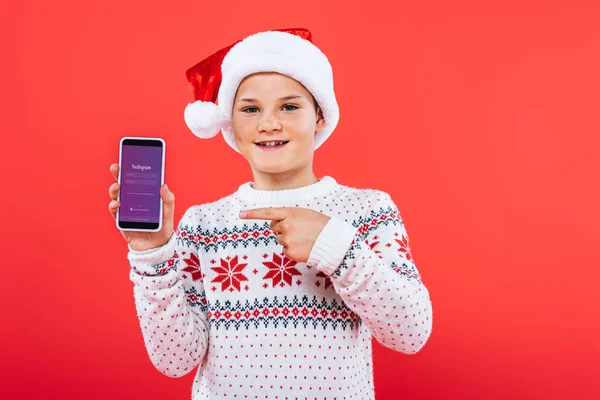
[117,138,164,231]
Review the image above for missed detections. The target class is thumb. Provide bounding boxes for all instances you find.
[161,184,175,222]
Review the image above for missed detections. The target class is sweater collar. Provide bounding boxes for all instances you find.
[235,176,338,204]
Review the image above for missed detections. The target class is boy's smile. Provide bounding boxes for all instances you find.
[255,140,289,150]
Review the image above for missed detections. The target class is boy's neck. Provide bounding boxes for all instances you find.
[250,168,319,191]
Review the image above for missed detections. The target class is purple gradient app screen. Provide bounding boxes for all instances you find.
[119,144,162,223]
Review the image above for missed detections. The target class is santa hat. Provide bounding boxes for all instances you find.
[183,28,339,153]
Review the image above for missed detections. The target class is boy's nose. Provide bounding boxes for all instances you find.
[257,112,282,132]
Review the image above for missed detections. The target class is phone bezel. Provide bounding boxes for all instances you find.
[116,136,165,232]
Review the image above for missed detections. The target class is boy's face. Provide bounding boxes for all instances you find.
[232,72,325,177]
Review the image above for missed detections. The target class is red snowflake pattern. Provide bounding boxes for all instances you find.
[395,234,413,261]
[181,253,204,280]
[263,253,301,287]
[211,255,249,292]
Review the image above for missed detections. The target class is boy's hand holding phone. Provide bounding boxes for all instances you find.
[108,163,175,251]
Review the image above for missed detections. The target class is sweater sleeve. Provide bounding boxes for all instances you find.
[127,206,209,377]
[307,190,433,354]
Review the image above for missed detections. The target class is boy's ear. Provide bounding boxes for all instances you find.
[315,107,326,133]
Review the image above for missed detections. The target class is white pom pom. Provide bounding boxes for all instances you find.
[184,101,225,139]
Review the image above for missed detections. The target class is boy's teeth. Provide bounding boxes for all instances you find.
[259,141,287,146]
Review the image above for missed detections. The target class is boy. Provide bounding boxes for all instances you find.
[108,28,432,399]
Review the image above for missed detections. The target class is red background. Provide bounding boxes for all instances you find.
[2,0,599,399]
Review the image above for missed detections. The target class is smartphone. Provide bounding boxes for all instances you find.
[116,136,165,232]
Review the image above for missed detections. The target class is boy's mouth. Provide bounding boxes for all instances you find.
[255,140,289,149]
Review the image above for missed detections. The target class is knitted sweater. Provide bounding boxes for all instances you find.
[126,176,433,400]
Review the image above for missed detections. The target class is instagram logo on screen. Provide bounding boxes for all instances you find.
[119,145,163,223]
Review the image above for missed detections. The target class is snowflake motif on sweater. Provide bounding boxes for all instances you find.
[262,253,302,288]
[126,176,433,400]
[210,255,249,292]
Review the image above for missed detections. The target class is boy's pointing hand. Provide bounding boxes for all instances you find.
[239,207,330,263]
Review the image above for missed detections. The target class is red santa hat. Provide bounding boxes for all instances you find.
[183,28,339,153]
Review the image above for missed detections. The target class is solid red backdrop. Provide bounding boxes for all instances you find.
[1,0,599,399]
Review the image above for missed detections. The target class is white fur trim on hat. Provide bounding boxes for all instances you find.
[184,100,226,139]
[217,30,339,154]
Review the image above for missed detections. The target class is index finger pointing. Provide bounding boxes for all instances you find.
[239,207,289,221]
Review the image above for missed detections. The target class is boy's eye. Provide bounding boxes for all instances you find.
[241,104,298,113]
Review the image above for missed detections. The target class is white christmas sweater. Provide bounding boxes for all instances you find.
[126,176,433,400]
